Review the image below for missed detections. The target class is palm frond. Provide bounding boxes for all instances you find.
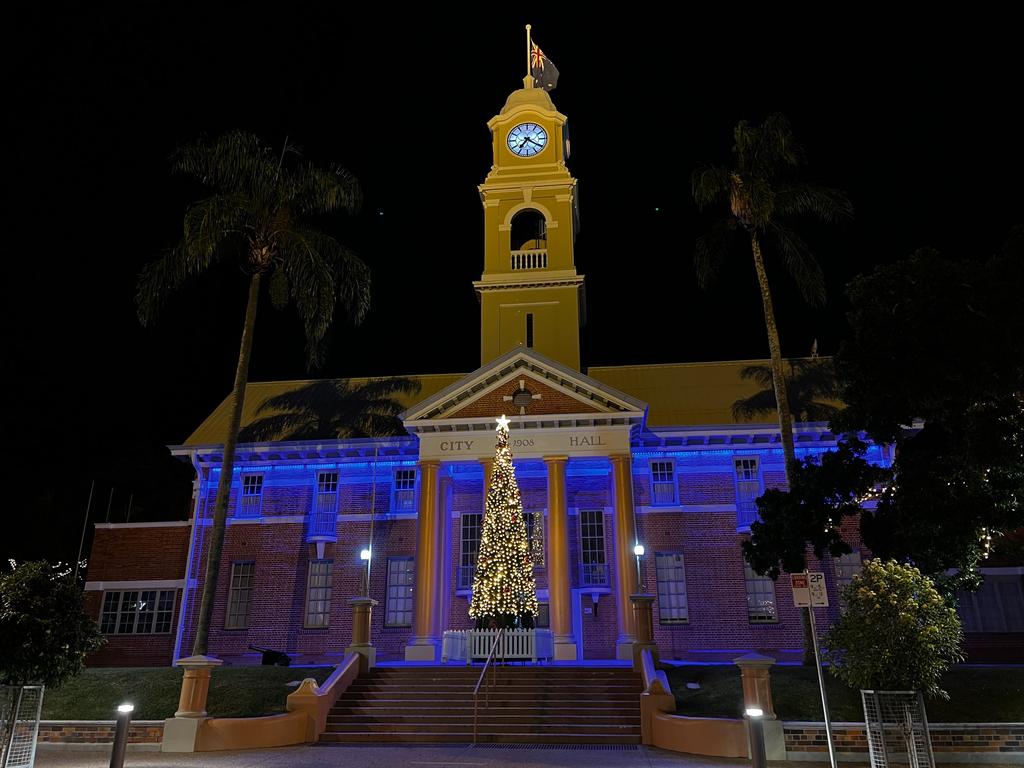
[172,131,280,203]
[775,184,853,223]
[769,222,826,306]
[180,194,251,263]
[732,389,779,421]
[694,217,739,290]
[738,364,776,389]
[237,413,316,442]
[287,162,363,216]
[135,243,205,325]
[691,164,732,209]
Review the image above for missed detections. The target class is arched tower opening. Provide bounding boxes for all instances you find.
[510,209,548,271]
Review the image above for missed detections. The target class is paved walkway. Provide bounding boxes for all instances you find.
[35,745,837,768]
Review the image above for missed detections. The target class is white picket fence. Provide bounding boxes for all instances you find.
[468,628,536,663]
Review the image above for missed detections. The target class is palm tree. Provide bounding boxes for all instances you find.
[692,113,852,478]
[732,359,841,424]
[136,131,370,657]
[693,114,852,666]
[238,377,421,442]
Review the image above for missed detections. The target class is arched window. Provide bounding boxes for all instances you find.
[509,209,547,270]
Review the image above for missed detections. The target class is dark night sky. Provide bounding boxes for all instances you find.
[5,7,1022,561]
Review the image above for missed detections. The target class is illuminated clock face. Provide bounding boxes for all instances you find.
[507,123,548,157]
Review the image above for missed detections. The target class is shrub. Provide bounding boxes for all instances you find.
[823,559,963,698]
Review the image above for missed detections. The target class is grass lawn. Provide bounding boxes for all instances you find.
[41,666,332,721]
[663,665,1024,723]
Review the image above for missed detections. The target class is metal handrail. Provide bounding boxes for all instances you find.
[472,627,505,744]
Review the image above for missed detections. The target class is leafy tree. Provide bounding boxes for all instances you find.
[823,559,964,698]
[742,439,887,578]
[747,232,1024,595]
[136,132,370,656]
[0,561,103,686]
[238,377,420,442]
[692,113,853,479]
[732,359,841,423]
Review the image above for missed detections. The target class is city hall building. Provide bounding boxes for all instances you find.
[83,76,1021,668]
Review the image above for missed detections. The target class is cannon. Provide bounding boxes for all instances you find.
[248,645,291,666]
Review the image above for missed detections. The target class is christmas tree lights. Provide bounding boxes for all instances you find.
[469,415,539,628]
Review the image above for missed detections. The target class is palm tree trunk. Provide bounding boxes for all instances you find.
[750,233,815,664]
[191,272,261,657]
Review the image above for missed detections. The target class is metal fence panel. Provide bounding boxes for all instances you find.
[1,686,44,768]
[861,690,935,768]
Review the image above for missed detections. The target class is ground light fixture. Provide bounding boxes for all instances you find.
[745,706,767,768]
[110,703,134,768]
[360,548,371,561]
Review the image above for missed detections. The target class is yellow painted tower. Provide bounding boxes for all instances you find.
[474,75,584,371]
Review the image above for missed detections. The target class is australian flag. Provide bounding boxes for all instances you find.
[531,42,559,92]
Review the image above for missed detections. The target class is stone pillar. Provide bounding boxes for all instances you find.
[630,594,658,671]
[734,652,785,760]
[480,457,494,493]
[162,655,222,752]
[346,597,378,672]
[406,460,441,661]
[544,455,577,660]
[437,473,453,638]
[610,454,639,660]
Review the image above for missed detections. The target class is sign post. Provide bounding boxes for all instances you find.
[792,571,836,768]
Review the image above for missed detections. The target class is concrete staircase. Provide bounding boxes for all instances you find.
[320,665,642,744]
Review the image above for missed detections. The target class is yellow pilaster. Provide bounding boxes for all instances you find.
[544,455,576,660]
[436,472,452,638]
[480,457,494,492]
[611,454,638,659]
[406,460,441,661]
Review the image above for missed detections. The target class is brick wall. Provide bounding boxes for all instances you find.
[86,524,190,581]
[447,375,602,419]
[783,722,1024,757]
[38,721,164,744]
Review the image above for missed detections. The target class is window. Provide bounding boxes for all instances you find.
[834,551,863,594]
[656,552,689,624]
[459,512,482,589]
[226,562,255,629]
[536,602,550,628]
[579,510,608,586]
[650,461,677,505]
[304,560,333,628]
[957,575,1024,632]
[99,589,174,634]
[309,471,339,539]
[238,474,263,518]
[734,457,763,528]
[526,313,534,348]
[744,563,777,623]
[524,510,544,566]
[393,469,416,513]
[385,557,414,627]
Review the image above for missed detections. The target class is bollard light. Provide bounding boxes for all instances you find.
[745,705,767,768]
[633,543,645,591]
[360,548,371,561]
[633,543,645,557]
[109,702,134,768]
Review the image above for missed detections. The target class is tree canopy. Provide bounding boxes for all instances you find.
[0,561,103,687]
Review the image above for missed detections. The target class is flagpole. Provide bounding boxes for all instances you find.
[526,24,532,85]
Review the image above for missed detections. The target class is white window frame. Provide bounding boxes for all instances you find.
[744,562,777,623]
[225,562,255,630]
[238,473,264,518]
[459,511,483,589]
[734,457,763,528]
[649,460,677,505]
[304,559,333,628]
[579,509,608,586]
[99,589,175,634]
[392,468,416,513]
[655,552,689,624]
[385,557,415,627]
[834,551,863,594]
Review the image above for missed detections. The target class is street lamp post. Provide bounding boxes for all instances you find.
[746,707,767,768]
[360,547,371,598]
[633,543,645,591]
[109,703,133,768]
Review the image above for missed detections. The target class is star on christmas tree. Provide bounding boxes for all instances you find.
[469,415,539,628]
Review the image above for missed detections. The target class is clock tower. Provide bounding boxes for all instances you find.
[474,76,584,371]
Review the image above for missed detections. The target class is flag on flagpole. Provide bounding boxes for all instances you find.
[531,42,559,92]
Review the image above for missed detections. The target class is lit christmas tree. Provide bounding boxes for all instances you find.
[469,415,539,629]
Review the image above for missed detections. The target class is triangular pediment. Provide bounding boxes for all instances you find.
[401,347,647,432]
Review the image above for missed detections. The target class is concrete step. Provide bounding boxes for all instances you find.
[320,731,642,744]
[329,704,640,717]
[328,713,640,725]
[335,691,640,702]
[322,721,641,735]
